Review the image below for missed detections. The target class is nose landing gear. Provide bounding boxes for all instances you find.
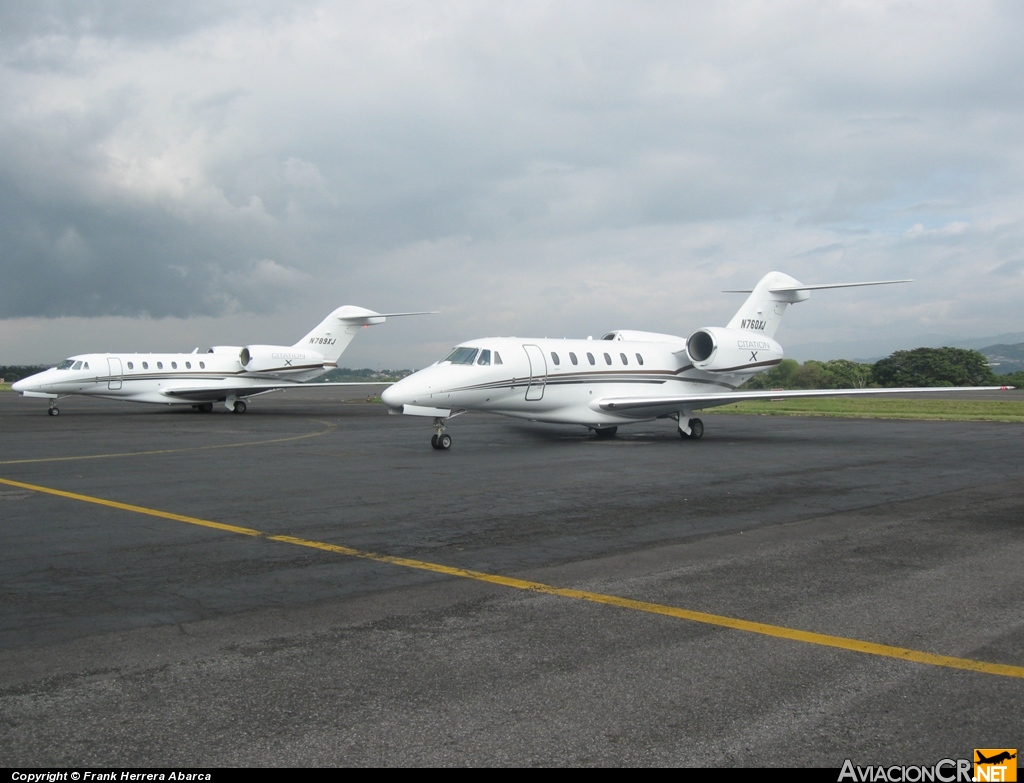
[430,417,452,450]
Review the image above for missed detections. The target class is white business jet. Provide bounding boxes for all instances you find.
[381,271,1008,449]
[13,306,430,415]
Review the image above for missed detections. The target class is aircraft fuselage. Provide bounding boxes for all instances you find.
[382,335,768,426]
[13,349,329,406]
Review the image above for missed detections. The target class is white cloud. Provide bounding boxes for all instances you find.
[2,1,1024,365]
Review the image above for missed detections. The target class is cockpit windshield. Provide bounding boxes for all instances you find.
[443,347,479,365]
[56,359,74,370]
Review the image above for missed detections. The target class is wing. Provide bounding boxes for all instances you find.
[160,380,393,402]
[593,386,1012,419]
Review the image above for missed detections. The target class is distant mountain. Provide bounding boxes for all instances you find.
[979,343,1024,375]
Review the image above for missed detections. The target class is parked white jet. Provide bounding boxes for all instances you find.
[382,271,1009,449]
[13,306,430,415]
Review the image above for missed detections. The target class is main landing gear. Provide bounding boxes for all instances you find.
[430,417,452,450]
[191,403,214,413]
[678,417,704,440]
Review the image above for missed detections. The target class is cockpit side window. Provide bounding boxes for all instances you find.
[72,361,83,370]
[494,352,503,365]
[83,362,90,370]
[477,349,491,366]
[443,347,480,365]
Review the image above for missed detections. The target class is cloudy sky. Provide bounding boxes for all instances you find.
[3,1,1024,367]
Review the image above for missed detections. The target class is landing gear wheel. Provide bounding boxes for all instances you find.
[431,416,450,450]
[594,426,618,439]
[48,406,60,417]
[200,403,214,413]
[689,418,703,439]
[232,400,247,414]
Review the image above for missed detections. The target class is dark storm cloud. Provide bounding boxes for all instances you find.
[2,1,1024,365]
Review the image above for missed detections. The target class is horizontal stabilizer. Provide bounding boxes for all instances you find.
[336,310,438,321]
[724,279,912,293]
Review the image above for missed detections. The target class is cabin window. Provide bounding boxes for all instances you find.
[142,362,149,369]
[587,352,595,365]
[477,349,491,366]
[157,361,164,369]
[636,353,644,366]
[494,352,503,365]
[550,352,560,366]
[603,353,612,365]
[171,361,178,369]
[620,353,628,365]
[199,361,206,369]
[444,347,479,365]
[185,361,191,369]
[127,362,134,370]
[72,361,83,370]
[569,352,578,365]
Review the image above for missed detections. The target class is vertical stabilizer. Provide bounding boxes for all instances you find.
[294,306,387,365]
[725,271,808,338]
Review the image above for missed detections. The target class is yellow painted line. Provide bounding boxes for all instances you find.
[0,420,337,465]
[0,477,263,537]
[4,475,1023,680]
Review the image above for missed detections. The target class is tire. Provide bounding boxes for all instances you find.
[48,407,60,417]
[233,400,247,414]
[594,426,618,439]
[431,434,439,449]
[689,418,704,440]
[437,433,452,450]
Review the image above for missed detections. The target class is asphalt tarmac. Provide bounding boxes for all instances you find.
[1,388,1022,767]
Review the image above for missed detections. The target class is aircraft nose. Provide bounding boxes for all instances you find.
[381,382,404,408]
[11,378,28,392]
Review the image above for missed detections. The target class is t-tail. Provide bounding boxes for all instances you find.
[294,306,436,365]
[724,271,912,338]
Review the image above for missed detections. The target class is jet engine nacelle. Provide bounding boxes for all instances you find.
[685,327,783,373]
[239,345,325,373]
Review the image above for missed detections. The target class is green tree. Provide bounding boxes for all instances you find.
[871,347,996,387]
[819,359,874,389]
[744,358,800,389]
[997,371,1024,389]
[792,360,826,389]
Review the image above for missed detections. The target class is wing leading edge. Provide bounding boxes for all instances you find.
[161,380,394,402]
[593,386,1013,419]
